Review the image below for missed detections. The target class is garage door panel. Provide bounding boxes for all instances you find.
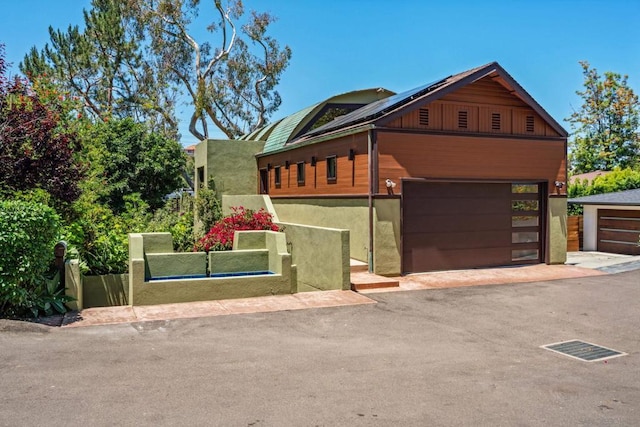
[404,246,513,272]
[402,213,512,233]
[403,230,511,250]
[598,218,640,231]
[598,229,640,244]
[404,182,511,199]
[597,209,640,255]
[402,181,542,273]
[406,199,509,216]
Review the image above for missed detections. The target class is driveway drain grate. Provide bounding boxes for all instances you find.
[542,340,627,362]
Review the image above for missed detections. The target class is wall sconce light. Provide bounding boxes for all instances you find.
[554,181,565,190]
[267,163,272,170]
[311,156,317,166]
[348,149,355,161]
[385,178,397,195]
[285,161,290,169]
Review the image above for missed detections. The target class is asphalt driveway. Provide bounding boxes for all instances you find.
[1,270,639,426]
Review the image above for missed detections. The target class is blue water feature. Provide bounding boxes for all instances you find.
[148,271,274,281]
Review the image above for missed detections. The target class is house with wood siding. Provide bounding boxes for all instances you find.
[195,62,569,276]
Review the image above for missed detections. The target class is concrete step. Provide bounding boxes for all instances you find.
[350,271,400,292]
[349,258,369,273]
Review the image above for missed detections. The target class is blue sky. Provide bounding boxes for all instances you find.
[2,0,639,146]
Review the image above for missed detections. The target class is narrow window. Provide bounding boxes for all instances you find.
[491,112,501,130]
[458,110,468,129]
[197,167,205,188]
[526,115,535,132]
[274,166,281,187]
[296,162,305,184]
[419,108,429,126]
[326,156,337,181]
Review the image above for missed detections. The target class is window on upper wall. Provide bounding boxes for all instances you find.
[326,156,337,181]
[274,166,281,187]
[526,115,535,132]
[296,162,305,185]
[458,110,468,129]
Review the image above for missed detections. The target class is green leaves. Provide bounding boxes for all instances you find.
[0,200,61,318]
[567,61,640,173]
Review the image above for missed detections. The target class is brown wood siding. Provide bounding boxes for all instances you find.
[376,132,566,195]
[258,133,369,196]
[385,76,562,138]
[440,76,529,106]
[597,209,640,255]
[567,215,583,251]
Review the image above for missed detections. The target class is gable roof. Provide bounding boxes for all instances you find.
[568,188,640,206]
[286,61,568,148]
[247,88,395,154]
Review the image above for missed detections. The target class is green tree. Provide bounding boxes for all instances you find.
[0,44,84,206]
[132,0,292,140]
[21,0,178,137]
[567,61,640,173]
[83,117,186,212]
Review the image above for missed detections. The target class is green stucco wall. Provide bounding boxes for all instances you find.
[209,249,269,274]
[222,195,279,221]
[64,261,130,310]
[127,230,296,306]
[194,139,265,196]
[82,274,128,307]
[548,197,568,264]
[373,198,402,276]
[145,252,207,278]
[65,259,82,311]
[271,198,369,263]
[279,222,350,292]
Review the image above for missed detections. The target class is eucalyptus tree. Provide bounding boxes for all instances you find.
[132,0,292,140]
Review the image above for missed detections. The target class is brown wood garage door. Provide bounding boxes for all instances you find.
[402,181,542,273]
[597,209,640,255]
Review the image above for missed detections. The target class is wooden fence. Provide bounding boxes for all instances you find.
[567,215,583,252]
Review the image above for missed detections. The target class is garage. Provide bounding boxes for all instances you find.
[569,188,640,256]
[402,181,543,273]
[597,209,640,255]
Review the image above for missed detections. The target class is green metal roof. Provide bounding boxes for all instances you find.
[262,103,321,153]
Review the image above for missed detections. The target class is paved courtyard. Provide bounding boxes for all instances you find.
[1,267,639,426]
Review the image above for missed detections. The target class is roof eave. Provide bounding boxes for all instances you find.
[256,124,374,158]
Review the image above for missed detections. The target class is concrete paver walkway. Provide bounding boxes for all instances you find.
[62,290,375,328]
[59,251,640,327]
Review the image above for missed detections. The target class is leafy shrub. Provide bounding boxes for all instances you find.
[194,185,222,239]
[0,200,62,317]
[194,207,280,252]
[62,198,131,275]
[147,194,195,252]
[568,167,640,215]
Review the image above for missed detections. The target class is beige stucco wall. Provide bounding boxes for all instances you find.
[271,198,369,263]
[194,139,265,196]
[548,197,568,264]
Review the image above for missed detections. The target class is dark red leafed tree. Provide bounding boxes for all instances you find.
[0,44,83,203]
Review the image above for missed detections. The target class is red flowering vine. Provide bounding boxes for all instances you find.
[194,207,280,252]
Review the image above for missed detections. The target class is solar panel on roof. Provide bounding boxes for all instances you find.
[304,77,450,136]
